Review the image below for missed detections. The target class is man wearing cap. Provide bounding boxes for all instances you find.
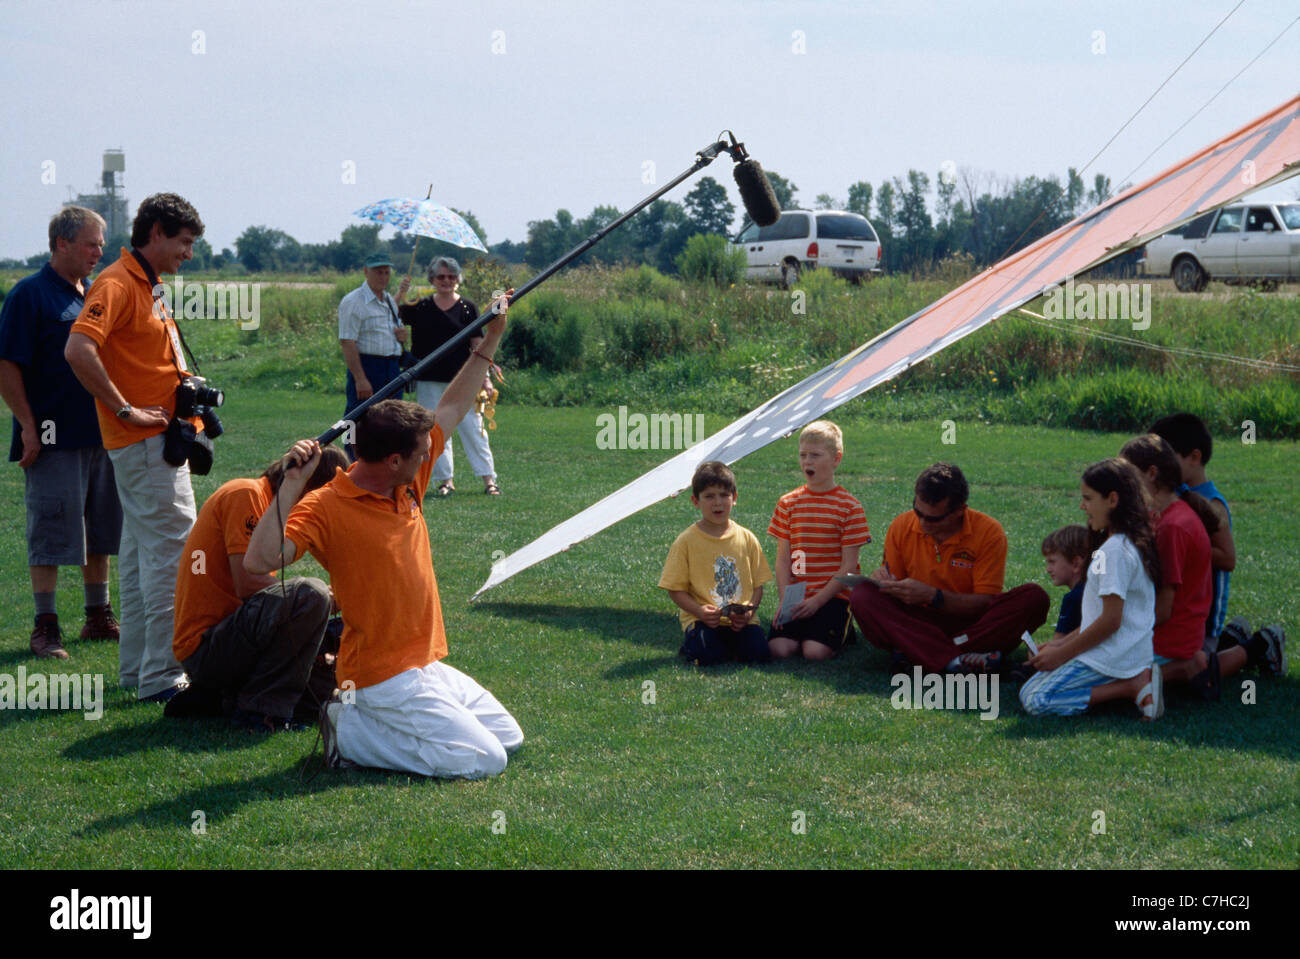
[338,253,408,458]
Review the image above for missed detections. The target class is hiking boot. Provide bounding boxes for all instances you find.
[79,604,120,641]
[30,615,70,660]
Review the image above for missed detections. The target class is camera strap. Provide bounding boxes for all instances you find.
[131,248,203,382]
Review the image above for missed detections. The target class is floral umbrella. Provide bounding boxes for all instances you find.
[353,196,487,253]
[355,190,488,298]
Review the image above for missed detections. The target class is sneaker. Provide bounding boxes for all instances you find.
[79,604,120,641]
[141,682,189,703]
[955,650,1003,674]
[30,615,70,660]
[890,651,912,676]
[1256,625,1287,677]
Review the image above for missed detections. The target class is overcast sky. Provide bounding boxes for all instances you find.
[2,0,1296,259]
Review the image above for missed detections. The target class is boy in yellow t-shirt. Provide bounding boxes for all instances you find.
[659,461,773,665]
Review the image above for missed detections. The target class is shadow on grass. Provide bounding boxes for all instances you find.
[475,602,666,648]
[479,602,900,698]
[0,679,139,731]
[599,637,897,696]
[73,757,457,839]
[995,677,1300,761]
[62,715,300,759]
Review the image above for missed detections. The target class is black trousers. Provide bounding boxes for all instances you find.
[183,577,331,718]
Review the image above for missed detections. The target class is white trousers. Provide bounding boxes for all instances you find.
[338,660,523,778]
[415,380,496,482]
[106,433,194,697]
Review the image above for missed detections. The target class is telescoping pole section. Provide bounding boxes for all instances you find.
[317,141,733,446]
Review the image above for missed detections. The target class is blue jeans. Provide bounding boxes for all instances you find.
[680,622,770,665]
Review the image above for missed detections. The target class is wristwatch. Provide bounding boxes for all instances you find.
[115,404,133,420]
[930,588,945,609]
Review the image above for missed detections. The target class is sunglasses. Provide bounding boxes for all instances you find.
[913,500,961,523]
[434,274,458,281]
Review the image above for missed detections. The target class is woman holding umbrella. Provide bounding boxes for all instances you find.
[398,257,500,496]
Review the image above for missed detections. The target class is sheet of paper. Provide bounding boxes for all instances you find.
[774,583,806,626]
[1021,630,1039,656]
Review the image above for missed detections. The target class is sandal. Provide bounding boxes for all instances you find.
[1218,615,1251,651]
[435,481,455,497]
[484,482,502,496]
[1136,663,1164,721]
[1255,624,1287,677]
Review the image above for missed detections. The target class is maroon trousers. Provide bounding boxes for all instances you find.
[850,581,1049,672]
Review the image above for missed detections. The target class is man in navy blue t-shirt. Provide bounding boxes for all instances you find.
[0,207,123,659]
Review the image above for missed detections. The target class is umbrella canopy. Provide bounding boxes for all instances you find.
[353,197,487,253]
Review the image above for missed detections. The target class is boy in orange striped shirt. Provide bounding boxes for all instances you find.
[768,421,871,660]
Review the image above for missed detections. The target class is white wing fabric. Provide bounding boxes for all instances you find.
[474,97,1300,599]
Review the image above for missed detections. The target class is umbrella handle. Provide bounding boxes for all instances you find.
[403,235,421,304]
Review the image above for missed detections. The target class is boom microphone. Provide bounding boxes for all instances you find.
[733,157,781,227]
[320,130,785,446]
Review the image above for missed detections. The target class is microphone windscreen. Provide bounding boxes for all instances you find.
[733,159,781,227]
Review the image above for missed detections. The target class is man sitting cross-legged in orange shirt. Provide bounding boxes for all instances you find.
[850,462,1049,675]
[245,296,521,778]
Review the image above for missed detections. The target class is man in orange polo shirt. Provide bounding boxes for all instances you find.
[65,193,206,702]
[245,296,521,778]
[850,462,1049,674]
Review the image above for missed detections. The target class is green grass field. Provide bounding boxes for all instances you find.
[1,391,1295,868]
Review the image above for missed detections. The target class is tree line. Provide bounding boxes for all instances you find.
[1,166,1129,276]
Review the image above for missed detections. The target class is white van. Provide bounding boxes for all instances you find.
[732,210,883,287]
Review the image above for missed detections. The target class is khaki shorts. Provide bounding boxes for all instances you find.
[24,446,123,566]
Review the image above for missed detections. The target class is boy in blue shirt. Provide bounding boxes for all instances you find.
[1043,525,1088,639]
[1150,413,1286,691]
[1009,525,1087,684]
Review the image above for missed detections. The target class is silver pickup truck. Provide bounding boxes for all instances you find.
[1138,201,1300,291]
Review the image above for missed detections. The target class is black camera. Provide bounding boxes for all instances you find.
[163,376,226,475]
[175,375,224,418]
[176,375,224,439]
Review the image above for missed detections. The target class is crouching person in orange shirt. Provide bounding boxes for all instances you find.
[245,297,522,778]
[168,446,349,731]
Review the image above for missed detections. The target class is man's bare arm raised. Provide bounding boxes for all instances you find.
[432,292,509,439]
[245,439,321,574]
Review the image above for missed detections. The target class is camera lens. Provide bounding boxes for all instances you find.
[197,385,224,407]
